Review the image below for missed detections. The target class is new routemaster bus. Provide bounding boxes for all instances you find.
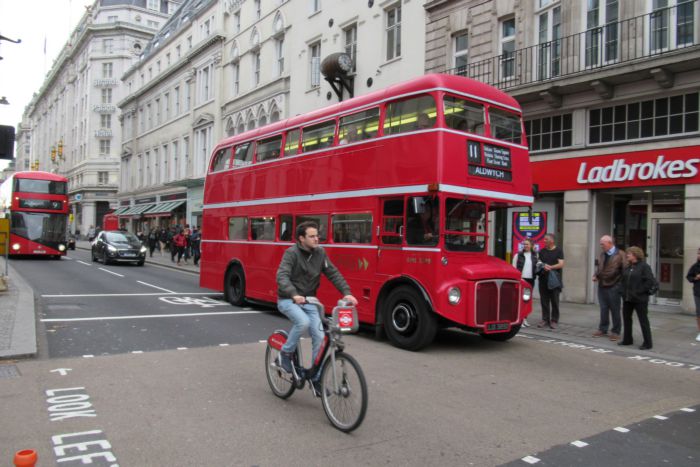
[201,74,534,350]
[0,171,69,258]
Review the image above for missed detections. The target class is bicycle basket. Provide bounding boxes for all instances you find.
[332,304,359,333]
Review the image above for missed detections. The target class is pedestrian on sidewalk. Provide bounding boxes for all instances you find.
[686,246,700,342]
[537,233,564,330]
[169,227,177,262]
[147,230,158,258]
[512,238,539,327]
[173,230,187,265]
[158,228,168,255]
[190,227,201,267]
[592,235,626,341]
[619,246,655,350]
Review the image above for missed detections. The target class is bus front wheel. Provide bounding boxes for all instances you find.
[224,265,246,306]
[382,286,437,351]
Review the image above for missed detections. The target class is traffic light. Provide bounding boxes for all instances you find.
[57,140,64,159]
[50,146,56,162]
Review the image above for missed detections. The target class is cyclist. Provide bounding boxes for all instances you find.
[276,221,358,394]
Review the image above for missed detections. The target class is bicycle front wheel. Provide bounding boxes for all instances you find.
[320,352,368,432]
[265,345,295,399]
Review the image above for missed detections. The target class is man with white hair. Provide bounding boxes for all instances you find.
[592,235,626,340]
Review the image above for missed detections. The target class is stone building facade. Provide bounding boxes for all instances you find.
[425,0,700,313]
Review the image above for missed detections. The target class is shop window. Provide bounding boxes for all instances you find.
[332,213,372,243]
[228,217,248,240]
[524,114,572,151]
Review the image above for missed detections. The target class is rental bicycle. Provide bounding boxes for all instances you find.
[265,297,368,432]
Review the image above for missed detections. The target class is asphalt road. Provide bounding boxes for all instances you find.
[3,253,699,466]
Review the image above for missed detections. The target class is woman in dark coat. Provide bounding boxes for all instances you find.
[619,246,655,350]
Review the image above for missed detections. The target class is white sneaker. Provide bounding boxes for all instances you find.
[522,319,530,328]
[696,333,700,342]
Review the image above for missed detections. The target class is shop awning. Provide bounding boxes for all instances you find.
[112,206,130,215]
[143,200,186,217]
[121,203,156,216]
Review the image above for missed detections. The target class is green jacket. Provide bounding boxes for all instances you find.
[276,244,351,299]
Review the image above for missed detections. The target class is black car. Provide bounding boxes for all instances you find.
[91,230,147,266]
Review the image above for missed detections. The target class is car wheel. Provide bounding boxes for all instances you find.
[137,260,145,266]
[91,251,98,262]
[102,251,110,265]
[382,285,437,351]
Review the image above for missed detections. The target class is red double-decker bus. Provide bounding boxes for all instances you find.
[0,171,70,258]
[201,74,534,350]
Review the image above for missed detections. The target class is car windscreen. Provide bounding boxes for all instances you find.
[105,232,139,243]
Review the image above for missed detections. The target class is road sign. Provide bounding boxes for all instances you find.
[75,194,83,201]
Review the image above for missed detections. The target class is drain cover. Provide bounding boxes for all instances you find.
[0,364,21,379]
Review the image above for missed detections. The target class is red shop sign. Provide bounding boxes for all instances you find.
[532,145,700,192]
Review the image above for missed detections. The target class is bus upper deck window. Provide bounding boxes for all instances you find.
[232,142,254,167]
[339,108,380,144]
[256,136,282,162]
[210,148,231,172]
[283,129,301,156]
[444,96,485,135]
[383,95,437,135]
[301,121,336,153]
[489,108,522,144]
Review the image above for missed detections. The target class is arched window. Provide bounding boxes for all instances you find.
[226,118,235,137]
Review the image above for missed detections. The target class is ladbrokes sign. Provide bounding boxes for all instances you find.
[532,146,700,191]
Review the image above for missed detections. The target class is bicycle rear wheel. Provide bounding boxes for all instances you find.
[320,352,368,432]
[265,345,296,399]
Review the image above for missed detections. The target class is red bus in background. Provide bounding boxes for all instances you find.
[0,171,69,258]
[201,74,534,350]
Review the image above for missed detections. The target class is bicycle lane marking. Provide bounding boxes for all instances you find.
[518,333,700,373]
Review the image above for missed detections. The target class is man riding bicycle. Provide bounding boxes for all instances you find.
[276,221,358,395]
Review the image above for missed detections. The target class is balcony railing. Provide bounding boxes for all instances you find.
[445,1,699,91]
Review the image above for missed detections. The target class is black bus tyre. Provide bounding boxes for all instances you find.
[320,352,368,432]
[481,324,521,342]
[224,265,246,306]
[265,344,296,399]
[382,286,437,351]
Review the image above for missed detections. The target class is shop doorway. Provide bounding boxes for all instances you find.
[649,217,684,305]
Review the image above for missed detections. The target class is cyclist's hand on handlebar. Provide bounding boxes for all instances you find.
[342,295,359,306]
[292,295,306,304]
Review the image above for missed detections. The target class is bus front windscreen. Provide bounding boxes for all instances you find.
[444,198,486,252]
[11,212,67,243]
[14,178,67,195]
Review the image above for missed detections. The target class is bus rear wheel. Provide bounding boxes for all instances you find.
[224,265,246,306]
[481,324,521,342]
[382,286,437,351]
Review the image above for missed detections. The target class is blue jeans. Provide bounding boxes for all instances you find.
[277,299,324,363]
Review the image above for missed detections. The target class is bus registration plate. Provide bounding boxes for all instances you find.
[484,321,511,333]
[33,250,46,254]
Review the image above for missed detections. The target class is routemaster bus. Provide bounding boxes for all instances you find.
[0,171,69,258]
[201,74,534,350]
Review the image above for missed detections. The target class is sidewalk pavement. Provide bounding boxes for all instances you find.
[1,248,699,363]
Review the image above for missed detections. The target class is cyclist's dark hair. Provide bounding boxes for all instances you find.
[296,221,319,240]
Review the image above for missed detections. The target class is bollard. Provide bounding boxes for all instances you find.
[14,449,37,467]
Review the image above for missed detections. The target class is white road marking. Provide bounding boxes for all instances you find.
[653,415,668,420]
[82,355,94,358]
[177,347,188,350]
[132,351,143,354]
[570,440,588,448]
[614,427,630,433]
[76,261,92,266]
[521,456,540,464]
[219,343,230,347]
[41,310,262,322]
[137,281,174,293]
[258,340,267,343]
[681,408,696,412]
[41,292,222,298]
[98,268,124,277]
[50,368,72,376]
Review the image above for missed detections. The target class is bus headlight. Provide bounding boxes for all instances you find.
[11,243,20,251]
[107,245,117,253]
[523,287,532,302]
[58,244,66,252]
[448,287,461,305]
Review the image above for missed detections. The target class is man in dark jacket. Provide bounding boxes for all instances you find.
[686,247,700,342]
[592,235,626,340]
[276,221,358,385]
